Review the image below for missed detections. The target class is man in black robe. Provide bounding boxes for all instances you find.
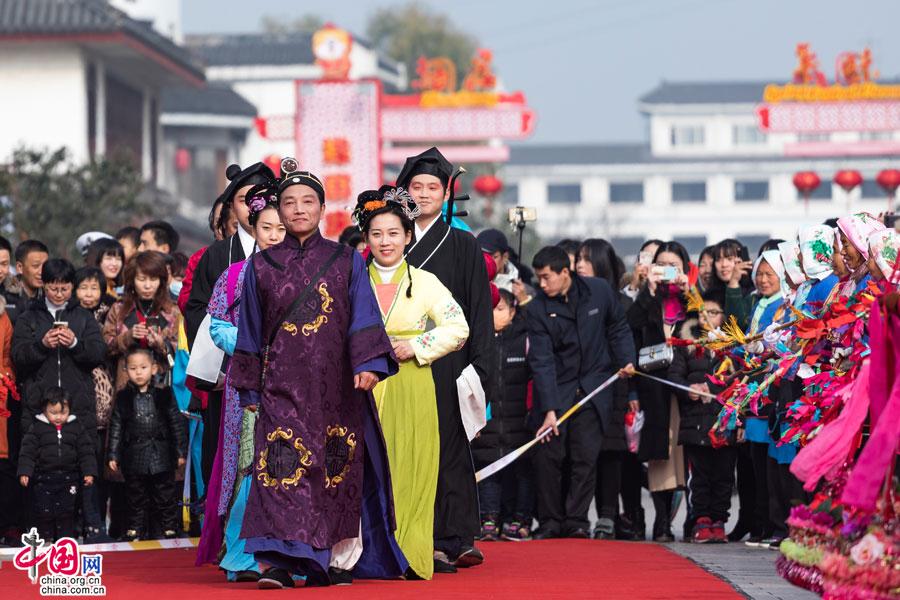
[398,147,493,572]
[185,161,274,483]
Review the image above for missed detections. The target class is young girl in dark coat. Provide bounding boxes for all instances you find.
[667,293,734,543]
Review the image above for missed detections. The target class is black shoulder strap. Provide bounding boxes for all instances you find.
[266,245,346,348]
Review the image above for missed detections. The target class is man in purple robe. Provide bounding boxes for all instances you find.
[230,158,407,589]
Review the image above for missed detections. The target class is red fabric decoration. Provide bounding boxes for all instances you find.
[483,251,498,281]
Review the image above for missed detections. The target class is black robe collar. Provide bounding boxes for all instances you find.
[406,218,451,268]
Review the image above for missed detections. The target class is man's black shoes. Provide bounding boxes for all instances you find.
[258,567,294,589]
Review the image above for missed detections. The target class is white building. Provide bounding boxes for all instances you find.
[502,81,899,256]
[0,0,204,181]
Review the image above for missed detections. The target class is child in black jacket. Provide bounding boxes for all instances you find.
[18,387,97,541]
[472,290,534,541]
[107,347,186,541]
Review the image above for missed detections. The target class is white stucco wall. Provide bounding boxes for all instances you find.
[228,79,297,166]
[501,158,898,249]
[0,43,88,163]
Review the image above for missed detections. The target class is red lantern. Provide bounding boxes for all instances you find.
[833,169,862,193]
[263,154,281,177]
[473,174,503,197]
[876,168,900,211]
[793,171,821,212]
[876,169,900,197]
[174,148,191,173]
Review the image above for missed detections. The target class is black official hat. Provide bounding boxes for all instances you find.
[395,147,453,189]
[221,162,276,204]
[278,157,325,204]
[477,228,510,254]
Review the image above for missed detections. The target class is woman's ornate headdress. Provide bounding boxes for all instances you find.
[352,185,420,230]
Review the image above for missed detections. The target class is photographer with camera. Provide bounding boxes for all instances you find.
[477,228,534,306]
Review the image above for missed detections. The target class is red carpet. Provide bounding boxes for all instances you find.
[1,540,740,599]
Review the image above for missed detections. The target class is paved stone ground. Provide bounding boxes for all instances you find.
[582,490,819,599]
[665,542,818,600]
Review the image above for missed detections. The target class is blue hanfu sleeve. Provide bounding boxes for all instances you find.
[209,317,238,356]
[230,258,263,407]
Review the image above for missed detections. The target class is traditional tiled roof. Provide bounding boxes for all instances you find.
[161,84,256,117]
[185,31,404,77]
[508,143,653,165]
[0,0,204,82]
[639,81,772,105]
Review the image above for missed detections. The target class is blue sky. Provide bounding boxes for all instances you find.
[183,0,900,144]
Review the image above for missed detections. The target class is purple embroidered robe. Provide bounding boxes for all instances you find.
[230,232,400,556]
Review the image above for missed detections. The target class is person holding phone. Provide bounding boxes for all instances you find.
[622,239,663,300]
[12,258,106,436]
[626,241,693,542]
[102,252,178,391]
[12,259,108,543]
[707,239,755,331]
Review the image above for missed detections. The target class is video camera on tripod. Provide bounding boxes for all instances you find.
[508,206,537,259]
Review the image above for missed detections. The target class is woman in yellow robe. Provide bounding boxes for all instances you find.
[354,186,469,579]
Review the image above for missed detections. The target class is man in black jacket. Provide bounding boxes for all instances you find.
[12,259,108,541]
[6,239,49,324]
[526,246,635,539]
[12,259,106,434]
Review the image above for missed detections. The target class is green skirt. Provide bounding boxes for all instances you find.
[373,358,439,579]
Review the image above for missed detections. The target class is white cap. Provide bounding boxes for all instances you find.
[75,231,113,257]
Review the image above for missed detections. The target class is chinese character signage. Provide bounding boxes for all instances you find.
[295,80,381,238]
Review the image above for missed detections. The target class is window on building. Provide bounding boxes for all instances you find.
[610,237,645,259]
[670,125,705,146]
[106,75,143,168]
[861,179,883,198]
[734,180,769,202]
[501,183,519,205]
[609,182,643,203]
[804,183,832,202]
[679,236,708,256]
[798,132,831,143]
[732,125,767,145]
[672,181,706,202]
[860,131,894,141]
[547,183,581,204]
[738,235,771,256]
